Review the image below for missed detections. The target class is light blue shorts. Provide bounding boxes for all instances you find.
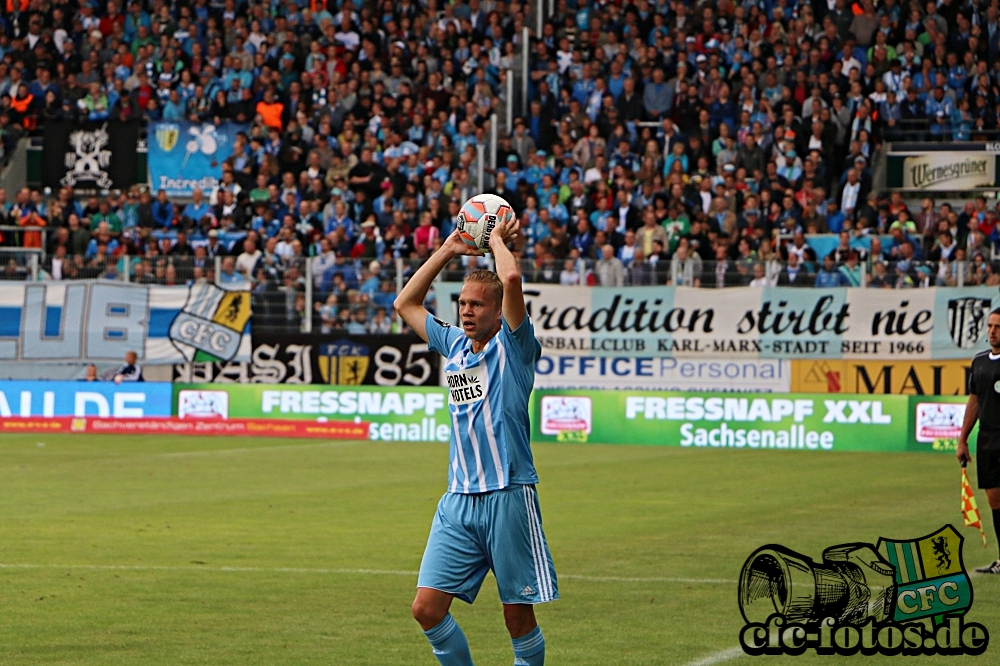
[417,484,559,605]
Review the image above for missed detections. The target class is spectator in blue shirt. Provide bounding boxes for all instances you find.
[642,68,672,120]
[570,219,594,257]
[151,190,175,229]
[815,255,848,287]
[182,189,211,227]
[825,200,847,234]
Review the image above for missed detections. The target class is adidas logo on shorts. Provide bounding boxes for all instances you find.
[519,585,535,597]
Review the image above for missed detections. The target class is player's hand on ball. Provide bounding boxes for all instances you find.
[489,214,519,250]
[444,229,485,257]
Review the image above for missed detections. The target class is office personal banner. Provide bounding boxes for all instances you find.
[148,121,245,197]
[530,389,911,451]
[791,359,971,395]
[41,120,140,191]
[173,333,440,386]
[535,355,791,392]
[434,284,1000,360]
[0,282,251,364]
[0,381,172,418]
[172,384,450,443]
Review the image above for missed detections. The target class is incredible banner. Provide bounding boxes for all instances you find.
[530,390,911,451]
[173,384,450,443]
[148,121,245,197]
[173,333,440,386]
[791,360,971,395]
[434,284,1000,360]
[0,282,251,364]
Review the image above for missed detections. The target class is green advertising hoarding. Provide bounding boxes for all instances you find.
[173,384,451,443]
[171,383,978,453]
[531,390,913,452]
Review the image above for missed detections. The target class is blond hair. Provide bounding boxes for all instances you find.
[464,269,504,306]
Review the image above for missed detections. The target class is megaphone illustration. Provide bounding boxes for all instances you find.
[739,543,896,625]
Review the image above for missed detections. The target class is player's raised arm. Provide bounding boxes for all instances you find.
[394,230,484,342]
[488,213,524,330]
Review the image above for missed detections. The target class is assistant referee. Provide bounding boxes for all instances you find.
[958,307,1000,574]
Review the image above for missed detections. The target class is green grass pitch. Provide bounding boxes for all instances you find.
[1,433,998,665]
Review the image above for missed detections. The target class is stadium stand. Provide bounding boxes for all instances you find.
[1,0,1000,335]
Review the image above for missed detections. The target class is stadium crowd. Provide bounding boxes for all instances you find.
[1,0,1000,330]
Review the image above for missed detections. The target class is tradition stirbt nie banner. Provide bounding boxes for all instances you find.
[433,284,1000,360]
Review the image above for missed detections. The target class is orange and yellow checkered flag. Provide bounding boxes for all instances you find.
[962,464,988,548]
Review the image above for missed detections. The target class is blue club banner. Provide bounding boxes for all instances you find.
[433,284,1000,360]
[0,282,251,365]
[147,121,246,197]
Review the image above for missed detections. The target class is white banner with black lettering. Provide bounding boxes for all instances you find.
[432,284,1000,360]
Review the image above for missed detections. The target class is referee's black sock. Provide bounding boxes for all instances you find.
[994,509,1000,560]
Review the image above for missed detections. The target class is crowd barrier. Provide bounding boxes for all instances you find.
[2,283,995,370]
[0,380,973,454]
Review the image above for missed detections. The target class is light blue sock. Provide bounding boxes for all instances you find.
[423,613,474,666]
[512,626,545,666]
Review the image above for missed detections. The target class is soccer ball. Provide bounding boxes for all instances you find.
[457,194,514,253]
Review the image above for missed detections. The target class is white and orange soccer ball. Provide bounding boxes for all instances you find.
[456,194,515,253]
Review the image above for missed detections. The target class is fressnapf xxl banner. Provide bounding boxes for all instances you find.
[434,284,1000,361]
[0,282,251,365]
[41,120,139,191]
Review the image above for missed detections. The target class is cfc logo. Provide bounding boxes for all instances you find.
[169,284,251,362]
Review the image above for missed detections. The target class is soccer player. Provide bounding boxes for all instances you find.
[394,216,557,665]
[958,307,1000,573]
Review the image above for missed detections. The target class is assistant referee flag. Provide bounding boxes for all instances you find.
[962,463,988,548]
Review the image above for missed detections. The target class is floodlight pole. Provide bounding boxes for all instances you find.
[303,260,313,333]
[506,73,514,134]
[521,26,529,118]
[490,113,498,170]
[477,144,485,192]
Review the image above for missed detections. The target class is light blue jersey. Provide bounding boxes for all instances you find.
[425,313,541,494]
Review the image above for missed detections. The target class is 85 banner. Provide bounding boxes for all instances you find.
[173,333,440,387]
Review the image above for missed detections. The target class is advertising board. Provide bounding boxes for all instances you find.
[530,389,911,452]
[0,381,172,417]
[790,360,970,395]
[173,383,450,443]
[535,356,790,392]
